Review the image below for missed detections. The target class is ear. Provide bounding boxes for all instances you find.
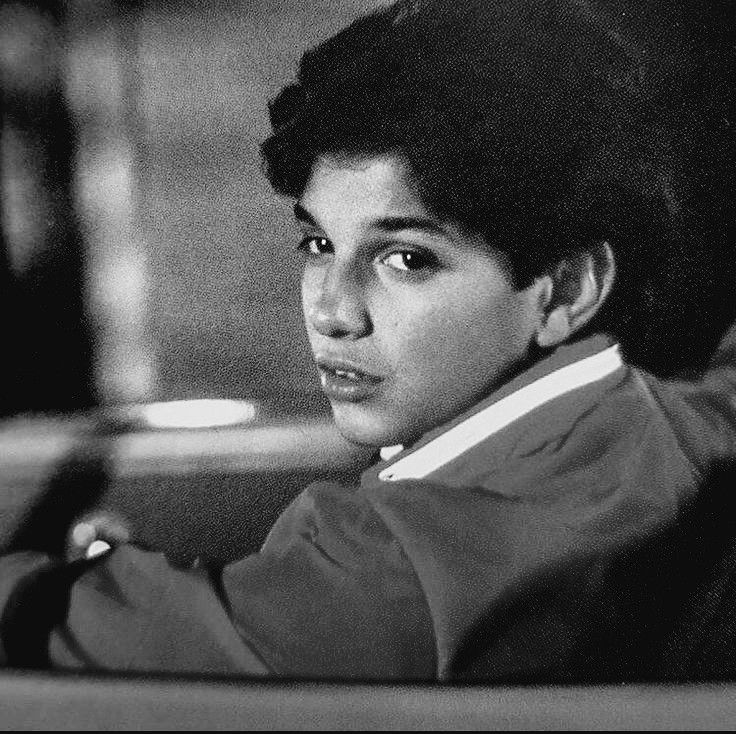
[534,241,616,349]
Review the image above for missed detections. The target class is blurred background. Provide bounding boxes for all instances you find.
[1,0,390,416]
[0,0,386,562]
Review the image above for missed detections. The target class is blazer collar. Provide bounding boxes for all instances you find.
[377,334,623,482]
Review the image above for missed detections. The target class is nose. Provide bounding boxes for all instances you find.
[306,262,371,340]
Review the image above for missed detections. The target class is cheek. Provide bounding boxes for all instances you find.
[390,302,472,389]
[300,267,320,332]
[397,293,529,391]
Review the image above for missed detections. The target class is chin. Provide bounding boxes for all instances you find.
[330,402,421,449]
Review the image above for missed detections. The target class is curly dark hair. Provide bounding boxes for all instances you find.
[261,0,734,377]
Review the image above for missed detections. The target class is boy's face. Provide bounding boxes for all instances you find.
[297,153,541,448]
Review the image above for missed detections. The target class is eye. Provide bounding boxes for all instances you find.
[298,236,332,256]
[381,249,436,272]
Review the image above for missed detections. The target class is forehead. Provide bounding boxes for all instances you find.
[299,153,429,221]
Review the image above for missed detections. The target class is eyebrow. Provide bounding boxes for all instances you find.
[293,202,447,237]
[293,203,318,227]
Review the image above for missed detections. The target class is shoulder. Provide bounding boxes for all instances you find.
[363,338,696,501]
[635,322,736,475]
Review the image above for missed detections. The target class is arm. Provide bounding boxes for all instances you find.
[0,482,435,679]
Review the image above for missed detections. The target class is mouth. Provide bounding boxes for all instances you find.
[315,356,384,402]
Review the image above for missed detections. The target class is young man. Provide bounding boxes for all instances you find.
[1,0,734,681]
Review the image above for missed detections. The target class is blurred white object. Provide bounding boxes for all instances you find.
[135,399,259,429]
[85,539,112,559]
[71,521,96,548]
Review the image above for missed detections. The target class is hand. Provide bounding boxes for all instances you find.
[65,511,131,562]
[7,437,113,555]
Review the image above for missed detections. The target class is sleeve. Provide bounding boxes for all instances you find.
[0,482,435,679]
[0,551,61,667]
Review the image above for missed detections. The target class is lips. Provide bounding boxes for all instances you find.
[315,356,384,402]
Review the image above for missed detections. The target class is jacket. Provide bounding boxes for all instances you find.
[1,330,735,681]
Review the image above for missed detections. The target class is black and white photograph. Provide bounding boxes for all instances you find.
[0,0,734,728]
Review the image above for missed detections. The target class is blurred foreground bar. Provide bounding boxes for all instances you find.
[4,672,736,729]
[0,407,372,562]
